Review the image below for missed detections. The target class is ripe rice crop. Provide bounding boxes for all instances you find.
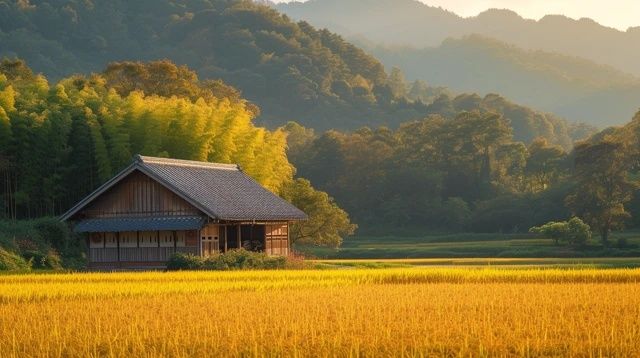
[1,268,640,357]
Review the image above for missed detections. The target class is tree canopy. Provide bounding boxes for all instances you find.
[0,59,355,246]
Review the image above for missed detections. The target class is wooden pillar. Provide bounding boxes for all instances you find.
[237,224,241,249]
[157,230,160,248]
[136,231,140,248]
[287,222,291,256]
[173,231,177,250]
[224,225,228,253]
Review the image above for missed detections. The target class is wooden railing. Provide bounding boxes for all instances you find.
[89,247,199,263]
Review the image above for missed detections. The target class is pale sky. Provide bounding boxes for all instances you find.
[273,0,640,31]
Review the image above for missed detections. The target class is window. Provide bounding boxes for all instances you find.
[139,231,158,248]
[104,233,117,248]
[89,233,104,248]
[175,231,186,247]
[120,231,138,248]
[159,231,174,247]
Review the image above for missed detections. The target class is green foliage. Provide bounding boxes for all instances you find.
[0,248,31,271]
[280,178,357,248]
[166,253,204,271]
[166,249,290,271]
[566,139,637,243]
[530,217,591,246]
[0,60,296,217]
[288,112,575,234]
[0,218,83,270]
[0,0,436,131]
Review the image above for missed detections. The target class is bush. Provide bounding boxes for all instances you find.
[166,253,205,270]
[167,249,294,271]
[21,249,63,270]
[0,248,31,271]
[529,217,591,246]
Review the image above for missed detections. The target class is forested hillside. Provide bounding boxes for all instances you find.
[277,0,640,127]
[0,60,355,246]
[367,36,640,126]
[0,0,435,130]
[277,0,640,76]
[0,0,591,146]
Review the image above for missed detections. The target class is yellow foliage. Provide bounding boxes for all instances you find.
[0,84,16,112]
[1,268,639,356]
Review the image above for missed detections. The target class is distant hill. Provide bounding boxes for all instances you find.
[0,0,591,146]
[277,0,640,126]
[366,35,640,126]
[0,0,433,131]
[277,0,640,76]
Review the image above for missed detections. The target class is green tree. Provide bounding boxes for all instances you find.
[280,178,357,248]
[529,217,591,246]
[525,137,566,192]
[566,140,637,244]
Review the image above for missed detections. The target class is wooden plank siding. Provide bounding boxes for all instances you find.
[265,223,289,256]
[81,171,199,218]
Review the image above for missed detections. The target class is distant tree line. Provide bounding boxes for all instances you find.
[286,109,640,243]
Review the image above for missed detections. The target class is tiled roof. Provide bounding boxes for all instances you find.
[74,216,206,233]
[61,155,307,222]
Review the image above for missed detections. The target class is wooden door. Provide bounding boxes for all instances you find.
[201,224,220,256]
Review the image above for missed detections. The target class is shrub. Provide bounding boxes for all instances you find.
[167,249,293,271]
[0,248,31,271]
[529,217,591,246]
[21,249,63,270]
[166,253,204,270]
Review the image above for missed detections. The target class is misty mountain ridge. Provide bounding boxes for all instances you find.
[277,0,640,76]
[365,35,640,126]
[277,0,640,126]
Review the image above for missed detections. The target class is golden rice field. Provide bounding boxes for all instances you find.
[1,268,640,357]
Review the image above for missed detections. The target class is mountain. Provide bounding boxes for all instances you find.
[277,0,640,76]
[0,0,589,147]
[367,35,640,126]
[277,0,640,126]
[0,0,433,131]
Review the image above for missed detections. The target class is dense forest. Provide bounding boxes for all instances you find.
[0,59,355,247]
[0,0,436,130]
[0,0,593,146]
[285,107,640,239]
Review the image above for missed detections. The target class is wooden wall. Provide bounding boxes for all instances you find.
[81,170,200,218]
[265,223,289,256]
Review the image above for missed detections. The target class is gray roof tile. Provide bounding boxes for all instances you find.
[61,155,307,222]
[137,156,307,221]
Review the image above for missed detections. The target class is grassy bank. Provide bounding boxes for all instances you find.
[296,232,640,259]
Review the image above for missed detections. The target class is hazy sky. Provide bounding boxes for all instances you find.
[273,0,640,31]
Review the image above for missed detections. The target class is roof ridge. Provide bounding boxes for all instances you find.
[135,155,239,171]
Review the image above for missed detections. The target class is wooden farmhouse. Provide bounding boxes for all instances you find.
[61,155,307,269]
